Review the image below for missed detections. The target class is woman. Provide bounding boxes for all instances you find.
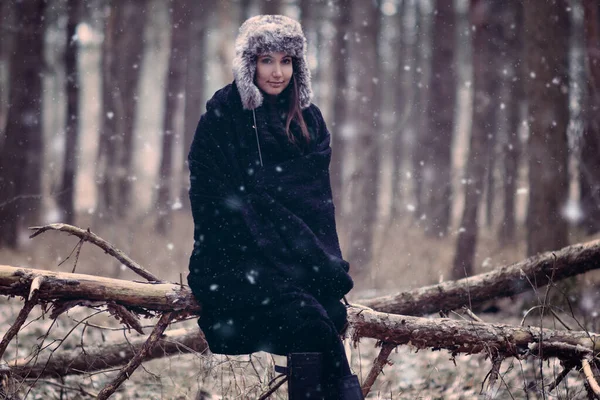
[187,15,363,399]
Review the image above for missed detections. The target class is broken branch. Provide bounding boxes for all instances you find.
[361,342,395,397]
[96,312,173,400]
[29,223,159,282]
[0,276,46,360]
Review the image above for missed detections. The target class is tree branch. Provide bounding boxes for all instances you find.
[0,265,199,314]
[28,223,159,282]
[361,342,395,397]
[0,276,45,359]
[360,239,600,315]
[9,327,208,380]
[96,312,173,400]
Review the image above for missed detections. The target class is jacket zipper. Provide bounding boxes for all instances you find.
[252,109,264,167]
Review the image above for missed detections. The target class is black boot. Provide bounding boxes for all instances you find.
[275,352,324,399]
[338,375,364,400]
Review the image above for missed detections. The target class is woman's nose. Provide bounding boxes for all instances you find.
[273,63,283,77]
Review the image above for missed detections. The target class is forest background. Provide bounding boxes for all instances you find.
[1,0,600,398]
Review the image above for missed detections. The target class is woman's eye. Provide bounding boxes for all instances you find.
[283,58,292,64]
[261,58,272,64]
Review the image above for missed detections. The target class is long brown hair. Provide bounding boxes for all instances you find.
[285,75,310,145]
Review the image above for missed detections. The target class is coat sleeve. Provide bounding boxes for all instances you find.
[187,98,256,265]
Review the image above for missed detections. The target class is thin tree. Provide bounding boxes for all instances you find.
[581,0,600,235]
[423,0,457,238]
[524,0,570,256]
[452,0,500,278]
[410,0,432,222]
[498,0,524,245]
[345,0,381,277]
[0,1,46,248]
[261,0,282,15]
[156,0,192,234]
[181,2,209,209]
[96,0,148,220]
[390,0,417,219]
[96,0,119,220]
[329,0,351,214]
[57,0,82,225]
[0,1,13,139]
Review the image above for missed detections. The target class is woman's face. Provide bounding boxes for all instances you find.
[255,52,293,97]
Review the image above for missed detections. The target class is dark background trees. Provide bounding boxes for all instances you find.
[0,0,46,247]
[0,0,596,294]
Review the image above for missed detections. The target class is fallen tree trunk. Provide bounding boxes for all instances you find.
[349,307,600,359]
[4,240,600,320]
[0,265,200,314]
[10,306,600,380]
[360,239,600,315]
[9,327,209,380]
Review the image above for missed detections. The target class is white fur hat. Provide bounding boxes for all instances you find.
[232,15,313,110]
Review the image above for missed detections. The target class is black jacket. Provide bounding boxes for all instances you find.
[187,83,353,351]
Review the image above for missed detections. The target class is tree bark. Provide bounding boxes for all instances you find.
[0,0,46,248]
[9,327,208,380]
[181,2,208,210]
[97,0,148,220]
[345,0,381,277]
[0,1,13,140]
[57,0,82,225]
[581,0,600,235]
[362,238,600,315]
[452,0,500,278]
[0,264,201,314]
[329,0,351,215]
[423,0,456,237]
[498,0,524,246]
[10,307,600,381]
[156,0,192,234]
[349,307,600,360]
[524,0,570,256]
[390,0,416,220]
[3,239,600,319]
[410,0,431,222]
[261,0,282,15]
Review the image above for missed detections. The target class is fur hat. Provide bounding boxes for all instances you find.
[232,15,313,110]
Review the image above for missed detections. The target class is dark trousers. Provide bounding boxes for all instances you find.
[198,289,351,383]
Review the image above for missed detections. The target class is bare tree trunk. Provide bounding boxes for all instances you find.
[424,0,456,238]
[97,1,120,220]
[329,0,351,214]
[57,0,82,225]
[0,1,46,248]
[261,0,282,15]
[452,0,499,278]
[0,1,13,140]
[498,0,524,245]
[390,0,416,219]
[239,0,252,22]
[156,0,192,234]
[181,2,208,210]
[96,0,147,221]
[114,0,148,218]
[346,0,381,277]
[524,0,570,256]
[581,0,600,235]
[410,1,431,222]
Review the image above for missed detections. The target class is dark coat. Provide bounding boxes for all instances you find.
[187,83,353,355]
